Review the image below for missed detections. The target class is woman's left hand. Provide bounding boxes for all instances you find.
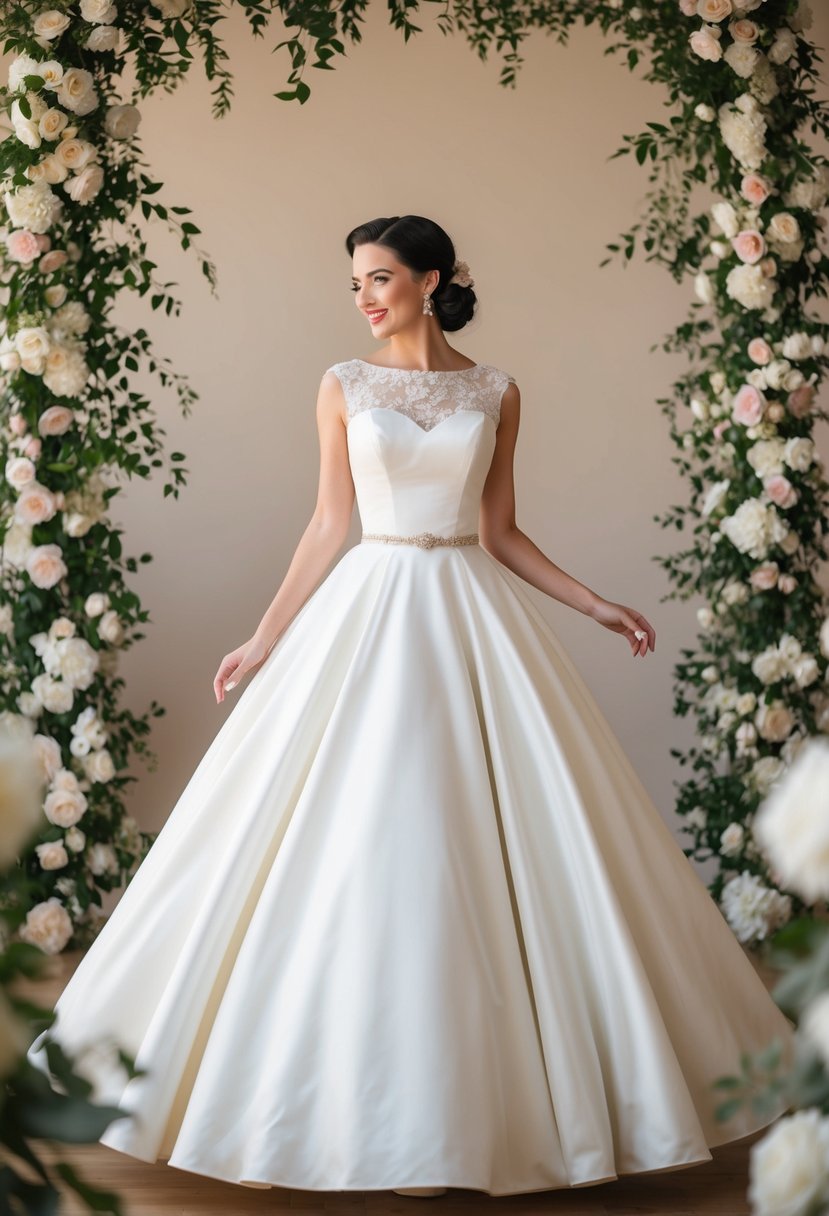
[590,598,655,657]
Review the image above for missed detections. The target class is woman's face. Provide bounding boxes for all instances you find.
[351,244,437,337]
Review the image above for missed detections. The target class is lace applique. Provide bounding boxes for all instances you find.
[326,359,516,432]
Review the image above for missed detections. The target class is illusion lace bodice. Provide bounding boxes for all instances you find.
[328,359,516,432]
[326,359,516,539]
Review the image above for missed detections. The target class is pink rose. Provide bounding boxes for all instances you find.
[730,18,759,42]
[750,562,779,590]
[764,475,798,509]
[732,383,765,426]
[689,28,723,60]
[9,414,28,437]
[748,337,772,364]
[778,574,797,594]
[713,420,729,439]
[732,229,766,264]
[787,384,815,418]
[24,436,42,459]
[26,543,67,590]
[6,230,41,264]
[15,481,57,525]
[741,173,772,205]
[37,404,74,436]
[39,250,69,274]
[679,0,697,13]
[35,234,51,251]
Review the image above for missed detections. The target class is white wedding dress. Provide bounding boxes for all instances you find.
[27,358,795,1196]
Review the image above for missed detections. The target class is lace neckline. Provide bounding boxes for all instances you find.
[353,358,480,375]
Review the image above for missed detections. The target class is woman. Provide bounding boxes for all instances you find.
[28,214,795,1200]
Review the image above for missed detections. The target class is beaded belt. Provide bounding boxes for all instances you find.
[361,531,479,549]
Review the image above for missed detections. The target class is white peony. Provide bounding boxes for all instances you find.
[726,262,777,310]
[720,870,791,942]
[720,498,788,560]
[57,636,100,690]
[4,180,62,233]
[42,344,89,396]
[753,738,829,903]
[748,1108,829,1216]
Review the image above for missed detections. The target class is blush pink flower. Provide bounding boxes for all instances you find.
[9,414,27,437]
[765,475,798,509]
[37,405,75,436]
[679,0,697,13]
[741,173,772,205]
[24,436,42,459]
[39,249,69,274]
[713,420,730,439]
[750,562,779,590]
[732,229,766,264]
[748,337,772,364]
[732,383,765,426]
[6,230,41,264]
[778,574,797,594]
[787,384,815,418]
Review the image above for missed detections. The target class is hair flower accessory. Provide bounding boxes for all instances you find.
[449,259,474,288]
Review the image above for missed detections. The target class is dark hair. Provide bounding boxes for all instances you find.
[345,215,477,333]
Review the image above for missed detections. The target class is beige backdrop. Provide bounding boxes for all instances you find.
[3,8,829,901]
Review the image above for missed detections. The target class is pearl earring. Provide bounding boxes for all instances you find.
[422,293,434,316]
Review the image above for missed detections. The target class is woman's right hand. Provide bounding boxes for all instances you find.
[214,635,273,704]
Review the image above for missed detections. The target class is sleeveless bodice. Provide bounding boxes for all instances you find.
[327,359,516,538]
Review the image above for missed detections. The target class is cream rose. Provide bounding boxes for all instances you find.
[35,840,69,870]
[18,896,73,954]
[33,10,72,41]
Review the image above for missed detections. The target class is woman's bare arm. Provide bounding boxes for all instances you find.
[249,370,355,653]
[478,382,655,657]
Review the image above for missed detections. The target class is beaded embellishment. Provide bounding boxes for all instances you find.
[361,531,479,548]
[327,360,516,432]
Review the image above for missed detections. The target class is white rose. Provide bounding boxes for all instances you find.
[711,200,740,238]
[720,822,745,856]
[56,68,98,117]
[35,840,69,870]
[85,25,121,51]
[84,749,115,783]
[748,1108,829,1215]
[755,700,794,743]
[26,543,67,590]
[5,456,36,490]
[98,610,125,645]
[79,0,117,21]
[33,10,72,41]
[86,841,118,876]
[30,673,73,714]
[14,326,50,361]
[152,0,194,15]
[768,212,801,244]
[64,825,86,852]
[103,104,141,140]
[84,592,109,617]
[43,784,87,829]
[723,41,760,79]
[64,163,104,205]
[18,896,73,954]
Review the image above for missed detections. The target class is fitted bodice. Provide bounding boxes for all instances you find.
[327,359,516,537]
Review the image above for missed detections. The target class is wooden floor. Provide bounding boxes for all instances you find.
[16,949,783,1216]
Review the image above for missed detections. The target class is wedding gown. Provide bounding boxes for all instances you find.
[27,358,796,1197]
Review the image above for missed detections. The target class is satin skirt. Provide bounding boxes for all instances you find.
[26,541,795,1195]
